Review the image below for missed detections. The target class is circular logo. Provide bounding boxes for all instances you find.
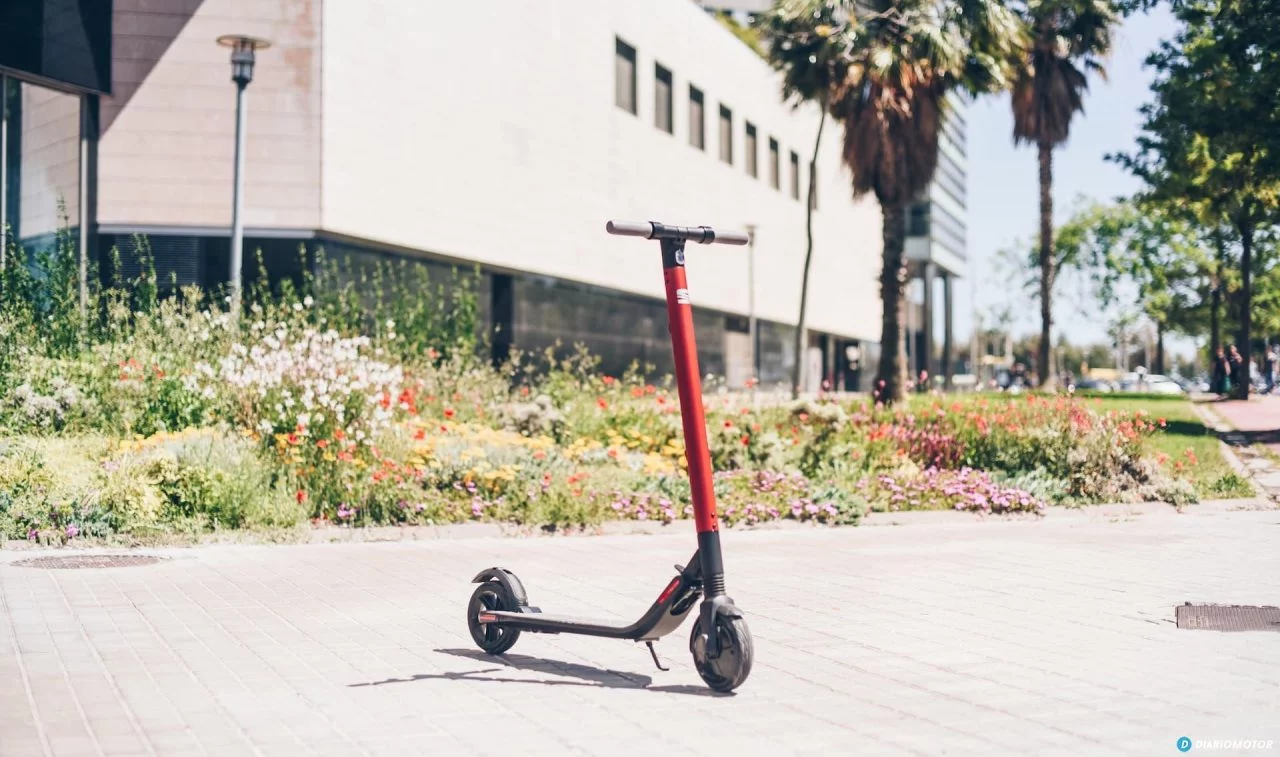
[675,249,686,266]
[1177,736,1192,752]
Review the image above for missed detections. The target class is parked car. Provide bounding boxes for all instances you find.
[1140,374,1186,395]
[1074,378,1114,392]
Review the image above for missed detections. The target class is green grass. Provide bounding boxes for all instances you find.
[1076,395,1253,500]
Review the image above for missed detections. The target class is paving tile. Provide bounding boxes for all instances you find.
[1,510,1278,755]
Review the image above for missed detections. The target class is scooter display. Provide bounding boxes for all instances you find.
[465,219,754,692]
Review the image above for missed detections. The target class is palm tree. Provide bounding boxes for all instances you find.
[1010,0,1117,388]
[758,1,851,399]
[829,0,1023,403]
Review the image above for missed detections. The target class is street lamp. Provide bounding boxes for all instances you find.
[216,34,271,319]
[744,223,758,381]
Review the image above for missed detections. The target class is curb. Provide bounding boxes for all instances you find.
[3,498,1273,553]
[1195,402,1280,503]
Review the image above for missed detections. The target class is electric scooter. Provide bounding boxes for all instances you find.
[465,219,754,693]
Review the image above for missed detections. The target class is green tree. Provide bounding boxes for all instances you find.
[823,0,1024,402]
[1071,201,1216,373]
[758,0,850,398]
[1111,0,1280,398]
[1009,0,1118,387]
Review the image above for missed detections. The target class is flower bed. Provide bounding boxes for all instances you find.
[0,244,1233,543]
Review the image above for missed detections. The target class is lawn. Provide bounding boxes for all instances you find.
[1072,394,1252,499]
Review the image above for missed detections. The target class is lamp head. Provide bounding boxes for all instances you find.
[217,35,271,87]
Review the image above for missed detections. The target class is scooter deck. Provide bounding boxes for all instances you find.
[478,609,634,636]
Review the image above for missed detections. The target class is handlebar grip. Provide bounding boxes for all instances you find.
[606,220,654,238]
[712,230,750,246]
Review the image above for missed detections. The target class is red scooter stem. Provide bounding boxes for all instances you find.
[662,255,719,535]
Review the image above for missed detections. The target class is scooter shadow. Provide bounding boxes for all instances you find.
[347,648,729,697]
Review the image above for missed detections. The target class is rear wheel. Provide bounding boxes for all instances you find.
[467,581,521,654]
[689,613,753,692]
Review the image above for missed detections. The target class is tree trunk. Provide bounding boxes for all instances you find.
[1155,323,1165,375]
[1236,218,1253,400]
[1210,284,1221,357]
[876,201,908,404]
[1210,231,1225,355]
[791,104,827,400]
[1037,139,1054,389]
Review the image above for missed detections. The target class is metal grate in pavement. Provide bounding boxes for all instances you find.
[1176,603,1280,632]
[10,554,167,570]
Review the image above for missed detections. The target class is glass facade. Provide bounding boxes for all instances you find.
[1,76,82,250]
[85,230,863,390]
[906,99,967,264]
[0,0,113,95]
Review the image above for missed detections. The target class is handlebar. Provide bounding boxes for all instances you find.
[606,220,750,246]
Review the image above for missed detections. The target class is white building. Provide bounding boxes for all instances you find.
[0,0,972,390]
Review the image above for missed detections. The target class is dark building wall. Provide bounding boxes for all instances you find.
[90,230,873,388]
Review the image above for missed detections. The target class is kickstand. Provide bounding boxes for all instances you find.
[645,641,669,672]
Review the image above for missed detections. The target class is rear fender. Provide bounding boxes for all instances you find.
[471,567,530,608]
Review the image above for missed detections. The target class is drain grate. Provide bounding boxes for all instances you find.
[1176,603,1280,632]
[9,554,166,570]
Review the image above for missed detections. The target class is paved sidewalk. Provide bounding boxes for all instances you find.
[1209,395,1280,442]
[2,510,1279,757]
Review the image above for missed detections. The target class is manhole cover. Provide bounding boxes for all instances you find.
[9,554,166,570]
[1176,603,1280,632]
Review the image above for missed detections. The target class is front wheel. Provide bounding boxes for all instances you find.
[689,613,753,692]
[467,581,521,654]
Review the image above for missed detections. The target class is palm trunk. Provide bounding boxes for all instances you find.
[876,201,908,404]
[1236,217,1254,400]
[1037,138,1054,389]
[791,104,827,400]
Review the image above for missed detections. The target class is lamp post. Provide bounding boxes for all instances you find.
[216,34,271,319]
[744,223,758,380]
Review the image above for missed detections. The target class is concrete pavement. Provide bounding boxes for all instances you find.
[2,508,1278,756]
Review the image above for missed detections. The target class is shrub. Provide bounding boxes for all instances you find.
[0,437,118,542]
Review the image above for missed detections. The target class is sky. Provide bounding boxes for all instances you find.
[955,6,1179,348]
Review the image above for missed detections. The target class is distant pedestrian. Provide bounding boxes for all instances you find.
[1229,345,1246,396]
[1210,347,1229,395]
[1266,346,1278,394]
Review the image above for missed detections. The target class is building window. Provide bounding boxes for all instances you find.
[718,105,733,164]
[809,161,818,210]
[654,63,673,134]
[615,37,637,115]
[907,203,930,237]
[745,122,758,178]
[768,138,780,189]
[789,150,801,200]
[689,85,705,150]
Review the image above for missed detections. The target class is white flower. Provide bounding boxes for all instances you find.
[303,295,314,307]
[297,413,310,427]
[385,319,395,330]
[293,302,303,312]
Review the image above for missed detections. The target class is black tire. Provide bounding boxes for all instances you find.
[689,613,753,692]
[467,581,522,655]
